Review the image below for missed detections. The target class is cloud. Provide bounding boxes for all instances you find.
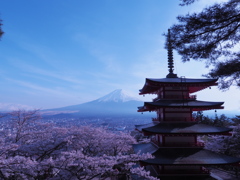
[8,59,84,85]
[5,78,77,98]
[73,32,123,73]
[0,103,34,111]
[93,51,122,73]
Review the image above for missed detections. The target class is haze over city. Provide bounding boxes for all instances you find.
[0,0,239,112]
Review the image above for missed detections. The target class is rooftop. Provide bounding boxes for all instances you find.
[138,99,224,112]
[135,122,232,135]
[135,145,240,165]
[139,78,218,94]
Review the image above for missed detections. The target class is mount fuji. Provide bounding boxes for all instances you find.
[96,89,140,103]
[42,89,144,117]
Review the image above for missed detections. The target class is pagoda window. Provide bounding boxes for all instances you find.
[163,86,190,99]
[164,136,195,147]
[164,112,191,122]
[164,91,189,99]
[165,108,191,112]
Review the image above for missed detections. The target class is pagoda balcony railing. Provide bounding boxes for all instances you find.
[152,118,196,122]
[163,117,192,122]
[152,140,205,148]
[153,95,197,101]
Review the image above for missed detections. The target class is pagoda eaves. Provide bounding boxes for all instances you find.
[138,100,224,112]
[136,122,232,135]
[140,77,218,95]
[140,147,240,166]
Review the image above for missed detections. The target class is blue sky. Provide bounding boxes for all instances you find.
[0,0,239,112]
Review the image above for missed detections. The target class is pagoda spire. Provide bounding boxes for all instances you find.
[166,29,178,78]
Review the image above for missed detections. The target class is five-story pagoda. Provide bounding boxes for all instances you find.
[133,30,240,180]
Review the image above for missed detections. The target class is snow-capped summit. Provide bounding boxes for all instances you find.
[96,89,140,102]
[42,89,143,116]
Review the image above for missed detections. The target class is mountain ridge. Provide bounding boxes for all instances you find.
[42,89,143,116]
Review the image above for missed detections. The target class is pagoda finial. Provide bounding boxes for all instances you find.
[166,29,178,78]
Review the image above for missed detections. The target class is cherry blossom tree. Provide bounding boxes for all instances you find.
[205,124,240,158]
[0,110,157,180]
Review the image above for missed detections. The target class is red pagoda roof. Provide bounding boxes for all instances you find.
[133,144,240,166]
[138,100,224,112]
[143,147,240,165]
[135,122,232,135]
[139,78,218,94]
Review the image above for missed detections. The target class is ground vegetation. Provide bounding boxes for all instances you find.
[0,110,157,180]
